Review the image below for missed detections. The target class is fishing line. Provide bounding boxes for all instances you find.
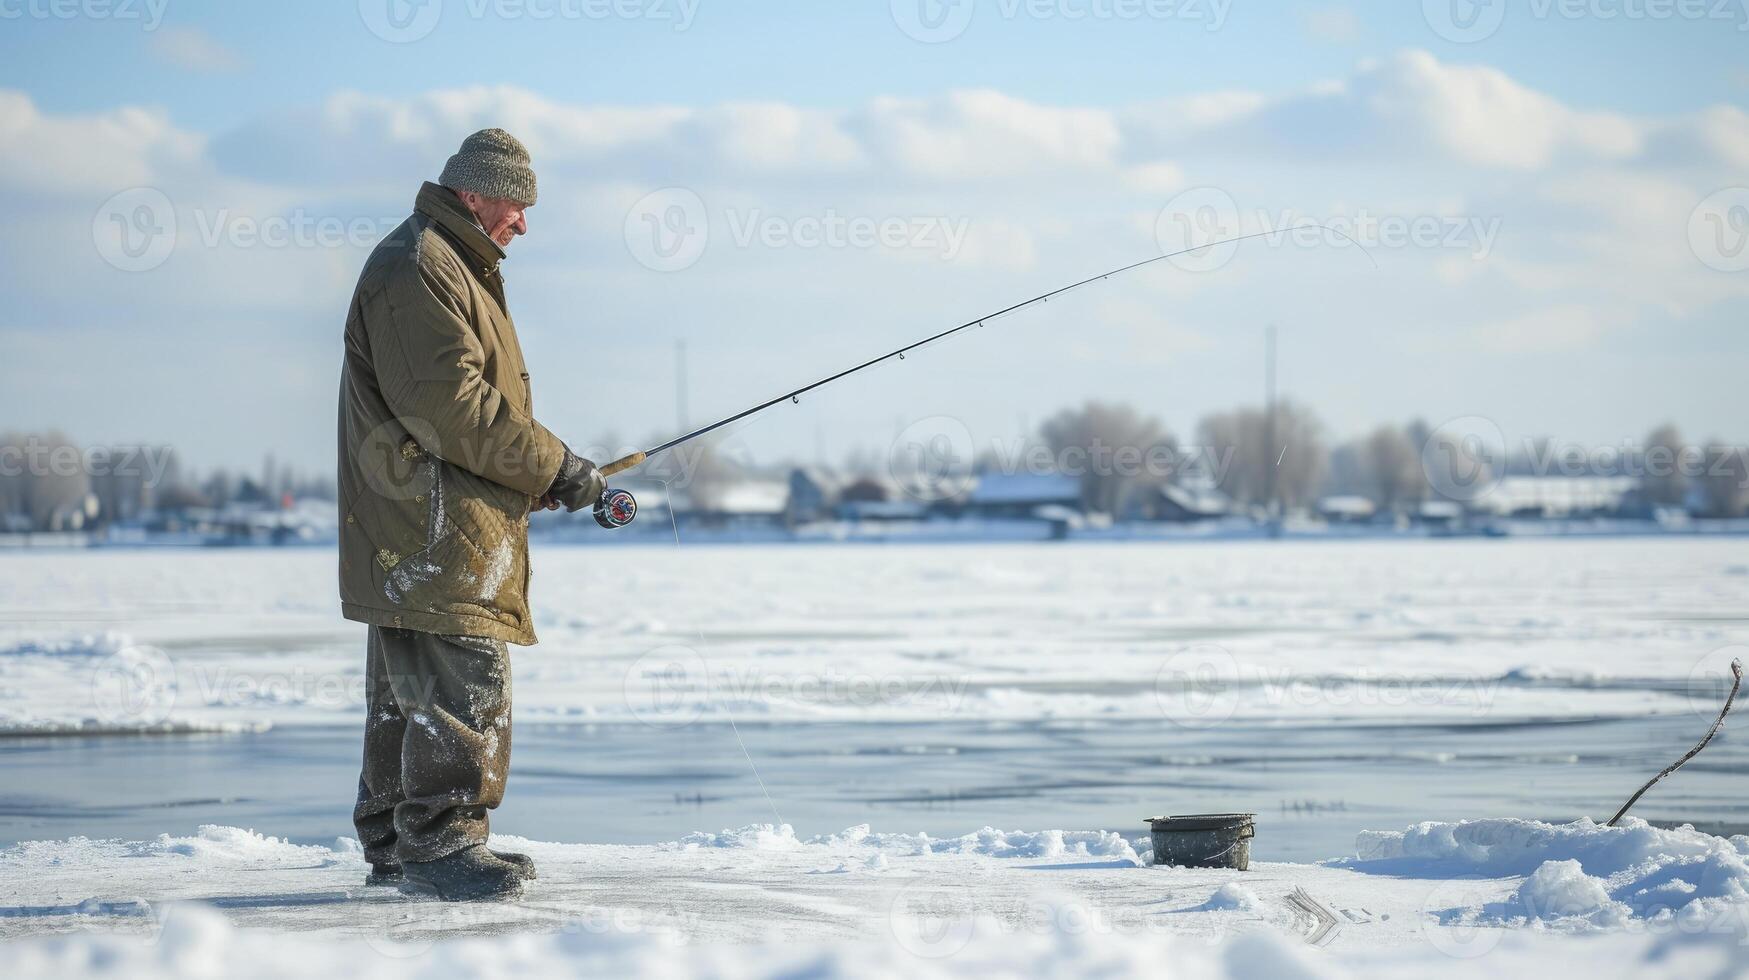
[659,476,787,829]
[590,223,1376,531]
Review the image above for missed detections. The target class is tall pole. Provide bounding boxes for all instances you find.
[1264,324,1279,533]
[675,340,689,432]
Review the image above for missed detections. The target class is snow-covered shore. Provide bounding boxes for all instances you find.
[3,817,1746,978]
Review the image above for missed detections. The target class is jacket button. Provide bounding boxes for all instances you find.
[346,514,356,524]
[393,616,403,627]
[415,495,426,504]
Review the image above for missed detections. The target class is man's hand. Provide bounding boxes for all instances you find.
[546,446,605,513]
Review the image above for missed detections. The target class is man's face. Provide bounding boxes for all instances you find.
[458,191,530,248]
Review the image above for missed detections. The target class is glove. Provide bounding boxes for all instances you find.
[545,446,605,514]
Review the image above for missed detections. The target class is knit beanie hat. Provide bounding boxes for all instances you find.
[439,129,538,207]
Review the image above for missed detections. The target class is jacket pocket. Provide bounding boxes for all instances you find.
[350,444,437,588]
[383,461,530,618]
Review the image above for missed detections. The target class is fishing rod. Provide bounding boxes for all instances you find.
[589,224,1370,529]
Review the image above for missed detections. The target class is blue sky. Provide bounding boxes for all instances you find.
[5,1,1744,121]
[2,1,1746,473]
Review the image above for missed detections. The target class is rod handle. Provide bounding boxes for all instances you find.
[600,451,646,477]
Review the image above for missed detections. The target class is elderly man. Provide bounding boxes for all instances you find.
[337,129,602,901]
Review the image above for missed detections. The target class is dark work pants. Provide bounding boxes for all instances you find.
[352,625,512,864]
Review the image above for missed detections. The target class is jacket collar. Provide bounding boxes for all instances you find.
[414,181,506,270]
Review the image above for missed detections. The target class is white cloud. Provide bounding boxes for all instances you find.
[690,103,863,172]
[1126,51,1640,172]
[0,91,203,194]
[856,90,1123,179]
[1335,51,1639,169]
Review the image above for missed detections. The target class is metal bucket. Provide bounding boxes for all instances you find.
[1145,813,1255,870]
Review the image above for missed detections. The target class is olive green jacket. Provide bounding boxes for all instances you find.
[337,182,564,645]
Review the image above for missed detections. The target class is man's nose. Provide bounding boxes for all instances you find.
[513,213,528,236]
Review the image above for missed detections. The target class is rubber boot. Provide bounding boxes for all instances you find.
[489,849,537,879]
[366,861,402,887]
[366,848,533,885]
[397,844,525,901]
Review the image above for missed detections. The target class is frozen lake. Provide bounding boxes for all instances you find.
[1,538,1745,862]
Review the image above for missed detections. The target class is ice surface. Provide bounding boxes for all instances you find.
[4,538,1746,734]
[5,539,1749,973]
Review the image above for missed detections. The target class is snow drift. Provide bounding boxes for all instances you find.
[1347,817,1749,927]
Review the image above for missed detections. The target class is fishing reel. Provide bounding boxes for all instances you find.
[594,487,638,529]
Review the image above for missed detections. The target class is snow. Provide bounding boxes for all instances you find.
[1346,817,1749,930]
[6,901,1742,980]
[1199,883,1262,911]
[2,818,1748,976]
[1509,861,1627,926]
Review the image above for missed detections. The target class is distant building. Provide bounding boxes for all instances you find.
[1317,495,1376,525]
[1133,482,1231,523]
[787,468,843,526]
[681,480,791,528]
[1479,476,1637,518]
[961,472,1081,520]
[1415,500,1464,529]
